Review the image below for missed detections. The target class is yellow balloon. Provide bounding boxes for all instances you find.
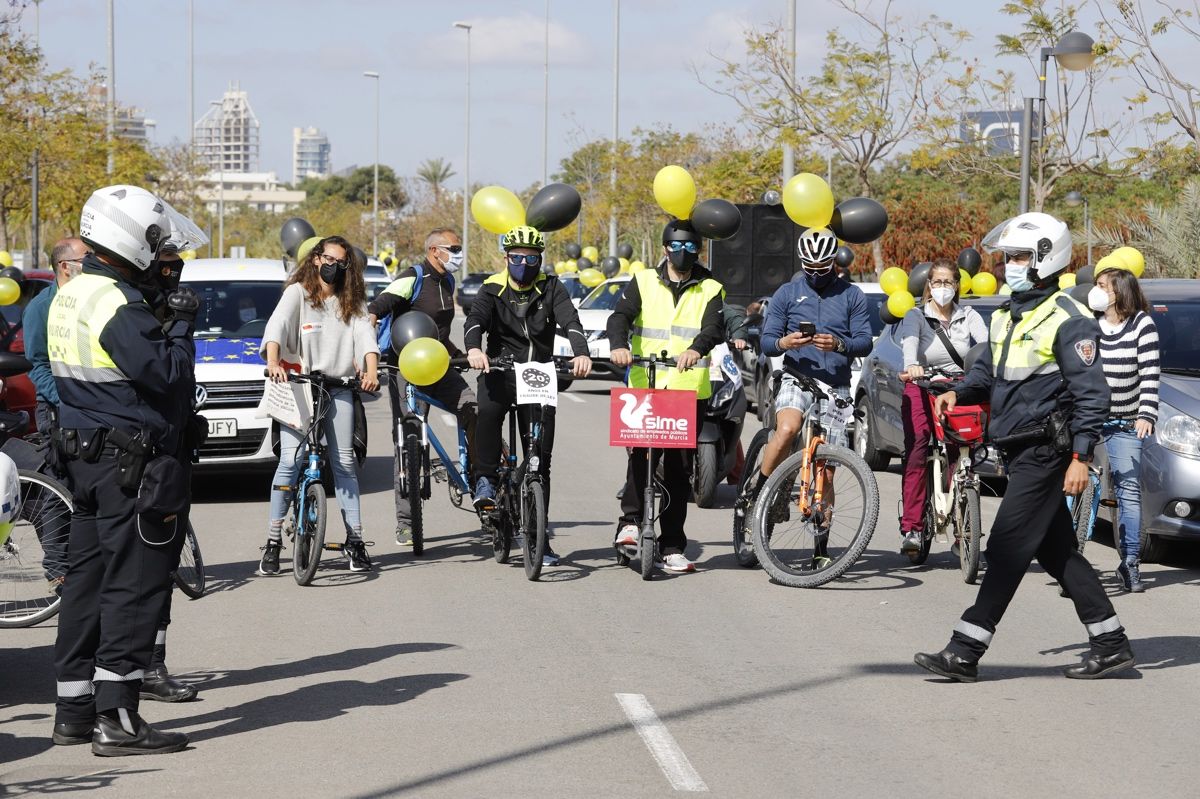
[180,249,197,261]
[971,272,997,296]
[0,277,20,306]
[470,186,526,235]
[0,251,12,268]
[563,259,579,273]
[297,235,322,263]
[879,267,907,295]
[398,337,450,386]
[887,290,916,318]
[653,165,697,219]
[618,257,630,273]
[782,173,835,229]
[1059,272,1077,289]
[628,260,646,273]
[581,246,599,263]
[999,283,1012,296]
[959,272,973,297]
[579,267,605,288]
[554,261,566,274]
[1111,246,1145,277]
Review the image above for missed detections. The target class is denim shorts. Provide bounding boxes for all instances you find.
[774,374,851,448]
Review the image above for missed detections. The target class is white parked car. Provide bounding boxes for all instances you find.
[364,257,391,304]
[553,274,631,385]
[181,258,288,470]
[558,273,593,307]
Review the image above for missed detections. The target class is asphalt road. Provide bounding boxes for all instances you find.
[2,376,1199,798]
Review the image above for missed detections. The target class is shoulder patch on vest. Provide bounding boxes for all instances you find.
[1073,339,1096,366]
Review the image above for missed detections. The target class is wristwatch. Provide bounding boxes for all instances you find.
[1072,452,1092,464]
[833,336,846,354]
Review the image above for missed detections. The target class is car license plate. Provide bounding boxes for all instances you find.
[208,419,238,438]
[589,346,601,357]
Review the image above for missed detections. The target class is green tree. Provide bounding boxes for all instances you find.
[416,158,456,202]
[1096,176,1200,278]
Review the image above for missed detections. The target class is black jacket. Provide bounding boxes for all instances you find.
[463,273,588,362]
[956,285,1110,458]
[367,260,461,358]
[606,262,725,355]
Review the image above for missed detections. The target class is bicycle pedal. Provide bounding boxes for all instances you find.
[324,542,344,551]
[432,466,448,484]
[1099,499,1118,508]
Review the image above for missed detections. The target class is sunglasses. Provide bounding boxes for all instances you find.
[666,241,700,254]
[506,253,542,266]
[436,244,464,254]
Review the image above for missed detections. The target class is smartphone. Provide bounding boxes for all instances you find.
[798,322,817,337]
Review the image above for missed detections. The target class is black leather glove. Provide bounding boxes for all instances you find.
[166,288,200,327]
[186,413,208,450]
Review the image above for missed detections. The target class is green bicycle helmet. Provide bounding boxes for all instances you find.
[502,225,545,251]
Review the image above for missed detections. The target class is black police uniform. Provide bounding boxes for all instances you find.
[49,255,196,725]
[934,284,1129,668]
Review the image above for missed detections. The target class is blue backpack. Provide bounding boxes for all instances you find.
[376,264,456,354]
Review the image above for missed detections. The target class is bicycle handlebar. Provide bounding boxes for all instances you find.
[263,369,364,391]
[780,369,852,409]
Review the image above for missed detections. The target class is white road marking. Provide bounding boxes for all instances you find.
[615,693,708,792]
[440,413,456,426]
[560,391,585,403]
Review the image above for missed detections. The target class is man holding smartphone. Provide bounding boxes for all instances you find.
[740,228,873,522]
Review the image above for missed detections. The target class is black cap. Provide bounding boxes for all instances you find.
[661,218,701,246]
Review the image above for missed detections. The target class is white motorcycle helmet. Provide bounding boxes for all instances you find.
[982,212,1072,280]
[79,185,172,271]
[0,453,21,548]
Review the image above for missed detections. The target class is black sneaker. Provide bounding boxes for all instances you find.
[256,541,282,576]
[346,540,372,572]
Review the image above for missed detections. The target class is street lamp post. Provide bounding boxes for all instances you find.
[210,100,224,258]
[543,0,550,187]
[454,22,472,274]
[1065,190,1092,266]
[1018,30,1097,213]
[608,0,620,259]
[106,0,115,177]
[363,71,380,255]
[781,0,795,185]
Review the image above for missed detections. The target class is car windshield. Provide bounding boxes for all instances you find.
[365,280,389,303]
[364,263,388,280]
[1149,300,1200,372]
[181,280,284,339]
[580,281,628,311]
[561,277,591,302]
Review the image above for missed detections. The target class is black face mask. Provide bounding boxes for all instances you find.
[320,263,347,286]
[804,266,835,290]
[667,249,699,272]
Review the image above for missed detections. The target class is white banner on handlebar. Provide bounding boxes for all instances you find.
[515,362,558,407]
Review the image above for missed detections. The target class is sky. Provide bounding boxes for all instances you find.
[14,0,1190,192]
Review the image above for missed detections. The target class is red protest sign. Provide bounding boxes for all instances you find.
[609,388,697,449]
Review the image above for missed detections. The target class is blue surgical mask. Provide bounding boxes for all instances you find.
[1005,262,1033,293]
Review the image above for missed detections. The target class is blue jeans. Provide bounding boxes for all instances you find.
[268,388,361,535]
[1104,420,1143,563]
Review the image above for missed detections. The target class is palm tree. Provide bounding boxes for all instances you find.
[417,158,456,202]
[1098,177,1200,278]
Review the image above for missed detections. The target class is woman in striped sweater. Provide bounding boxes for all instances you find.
[1086,267,1160,592]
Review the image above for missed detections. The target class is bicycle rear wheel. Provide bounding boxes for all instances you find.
[404,436,425,556]
[1070,477,1095,555]
[173,522,205,599]
[732,428,771,568]
[293,483,326,586]
[0,471,72,628]
[521,481,547,581]
[751,444,879,588]
[958,484,982,584]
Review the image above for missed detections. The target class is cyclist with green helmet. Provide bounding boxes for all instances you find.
[464,225,592,566]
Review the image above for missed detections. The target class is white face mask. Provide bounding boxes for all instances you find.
[1087,286,1112,313]
[444,251,463,273]
[239,307,257,323]
[930,286,955,307]
[1004,262,1034,293]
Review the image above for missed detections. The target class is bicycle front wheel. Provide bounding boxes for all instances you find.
[521,481,547,581]
[173,522,205,599]
[404,436,425,556]
[0,471,72,628]
[732,428,772,568]
[293,483,326,586]
[751,444,879,588]
[958,483,982,584]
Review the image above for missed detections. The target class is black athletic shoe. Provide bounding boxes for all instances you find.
[346,540,372,572]
[914,649,979,683]
[1064,646,1135,680]
[52,721,94,746]
[92,711,188,756]
[257,541,282,576]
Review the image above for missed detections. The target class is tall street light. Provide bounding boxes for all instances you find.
[210,100,224,258]
[608,0,620,259]
[106,0,115,176]
[543,0,550,187]
[1018,30,1096,213]
[1065,190,1092,267]
[364,70,380,255]
[453,22,472,274]
[781,0,795,185]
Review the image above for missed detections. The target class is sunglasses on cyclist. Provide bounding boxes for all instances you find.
[506,253,542,266]
[665,241,700,254]
[436,244,464,254]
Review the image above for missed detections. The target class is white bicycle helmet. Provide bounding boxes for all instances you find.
[982,212,1072,279]
[79,185,172,271]
[797,227,839,265]
[0,453,21,548]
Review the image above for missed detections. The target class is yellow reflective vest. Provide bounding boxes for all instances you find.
[989,290,1090,382]
[628,269,724,399]
[47,273,130,384]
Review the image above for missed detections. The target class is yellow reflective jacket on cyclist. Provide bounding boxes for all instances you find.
[627,268,724,400]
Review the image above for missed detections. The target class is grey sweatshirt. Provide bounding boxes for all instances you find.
[262,283,379,378]
[898,302,988,375]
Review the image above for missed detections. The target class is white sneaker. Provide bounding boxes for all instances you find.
[661,553,695,573]
[614,524,639,547]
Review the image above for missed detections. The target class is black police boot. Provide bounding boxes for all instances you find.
[52,721,95,746]
[1064,645,1135,680]
[92,710,188,756]
[139,666,198,702]
[914,649,979,683]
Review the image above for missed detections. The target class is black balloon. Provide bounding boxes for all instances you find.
[617,242,634,259]
[352,246,368,269]
[835,245,855,269]
[280,217,316,258]
[689,198,742,240]
[907,262,932,296]
[830,197,888,244]
[957,246,982,276]
[565,242,582,259]
[390,310,440,353]
[1068,283,1092,304]
[879,303,900,326]
[575,256,593,271]
[1076,264,1095,285]
[525,183,582,232]
[600,256,621,276]
[0,266,23,283]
